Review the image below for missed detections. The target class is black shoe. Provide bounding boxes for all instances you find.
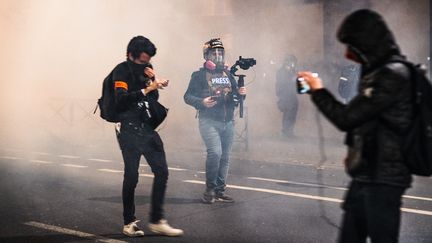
[215,193,234,203]
[202,190,215,204]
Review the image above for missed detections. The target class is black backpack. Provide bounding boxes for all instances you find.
[398,61,432,176]
[95,71,119,123]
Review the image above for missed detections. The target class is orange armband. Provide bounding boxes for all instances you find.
[114,81,128,90]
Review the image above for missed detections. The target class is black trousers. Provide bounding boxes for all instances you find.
[338,181,406,243]
[117,121,169,225]
[281,105,298,136]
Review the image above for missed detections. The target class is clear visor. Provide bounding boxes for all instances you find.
[207,48,225,63]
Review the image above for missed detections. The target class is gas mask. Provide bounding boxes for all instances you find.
[204,48,226,73]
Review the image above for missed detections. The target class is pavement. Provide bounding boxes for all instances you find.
[0,132,431,243]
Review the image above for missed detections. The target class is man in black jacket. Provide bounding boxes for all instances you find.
[113,36,183,237]
[298,10,413,243]
[184,38,246,204]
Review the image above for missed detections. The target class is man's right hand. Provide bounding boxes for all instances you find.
[202,96,217,108]
[297,71,324,91]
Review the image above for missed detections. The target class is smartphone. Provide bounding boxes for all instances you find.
[296,73,318,94]
[296,77,311,94]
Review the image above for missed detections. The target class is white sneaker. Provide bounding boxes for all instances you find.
[122,220,144,237]
[148,219,184,237]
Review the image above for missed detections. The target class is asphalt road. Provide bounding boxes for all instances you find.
[0,140,431,243]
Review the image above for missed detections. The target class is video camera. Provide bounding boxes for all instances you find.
[237,57,256,70]
[230,56,257,75]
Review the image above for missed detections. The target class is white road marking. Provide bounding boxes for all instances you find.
[138,165,187,171]
[7,148,432,204]
[183,180,432,217]
[0,156,23,160]
[168,167,187,171]
[30,160,54,164]
[24,221,127,243]
[59,155,80,159]
[96,168,153,177]
[248,177,432,202]
[184,180,342,203]
[140,173,154,178]
[402,195,432,202]
[61,164,88,168]
[400,208,432,216]
[248,177,347,191]
[98,169,123,173]
[88,158,113,163]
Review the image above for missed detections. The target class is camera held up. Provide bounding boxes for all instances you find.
[297,73,318,94]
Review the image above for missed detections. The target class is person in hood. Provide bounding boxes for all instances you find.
[112,36,183,237]
[298,9,413,243]
[276,54,299,138]
[184,38,246,204]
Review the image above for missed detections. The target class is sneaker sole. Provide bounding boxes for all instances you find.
[148,228,183,237]
[122,231,144,237]
[201,198,215,204]
[215,198,234,203]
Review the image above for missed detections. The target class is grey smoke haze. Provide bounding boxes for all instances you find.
[0,0,429,158]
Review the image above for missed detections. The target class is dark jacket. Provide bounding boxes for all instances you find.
[184,68,240,122]
[275,67,298,111]
[311,9,413,188]
[113,60,159,122]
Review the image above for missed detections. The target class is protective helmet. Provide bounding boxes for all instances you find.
[203,38,224,60]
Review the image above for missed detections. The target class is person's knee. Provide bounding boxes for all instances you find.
[220,154,230,165]
[207,148,222,160]
[154,166,169,181]
[123,172,139,188]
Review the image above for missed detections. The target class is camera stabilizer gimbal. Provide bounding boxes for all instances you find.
[229,56,256,118]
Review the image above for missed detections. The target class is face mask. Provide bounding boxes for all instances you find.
[128,60,151,75]
[205,60,228,73]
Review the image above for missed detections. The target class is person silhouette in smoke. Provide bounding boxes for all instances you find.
[298,9,413,243]
[184,38,246,204]
[112,36,183,237]
[276,54,299,138]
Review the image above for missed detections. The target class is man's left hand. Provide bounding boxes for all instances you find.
[156,79,169,89]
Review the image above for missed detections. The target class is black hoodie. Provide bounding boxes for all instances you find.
[312,9,413,188]
[337,9,401,74]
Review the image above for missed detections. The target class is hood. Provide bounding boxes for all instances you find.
[337,9,401,70]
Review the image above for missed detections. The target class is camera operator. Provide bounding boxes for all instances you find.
[113,36,183,237]
[276,54,299,138]
[184,38,246,204]
[297,10,413,242]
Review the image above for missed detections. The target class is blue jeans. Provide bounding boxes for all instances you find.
[199,118,234,194]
